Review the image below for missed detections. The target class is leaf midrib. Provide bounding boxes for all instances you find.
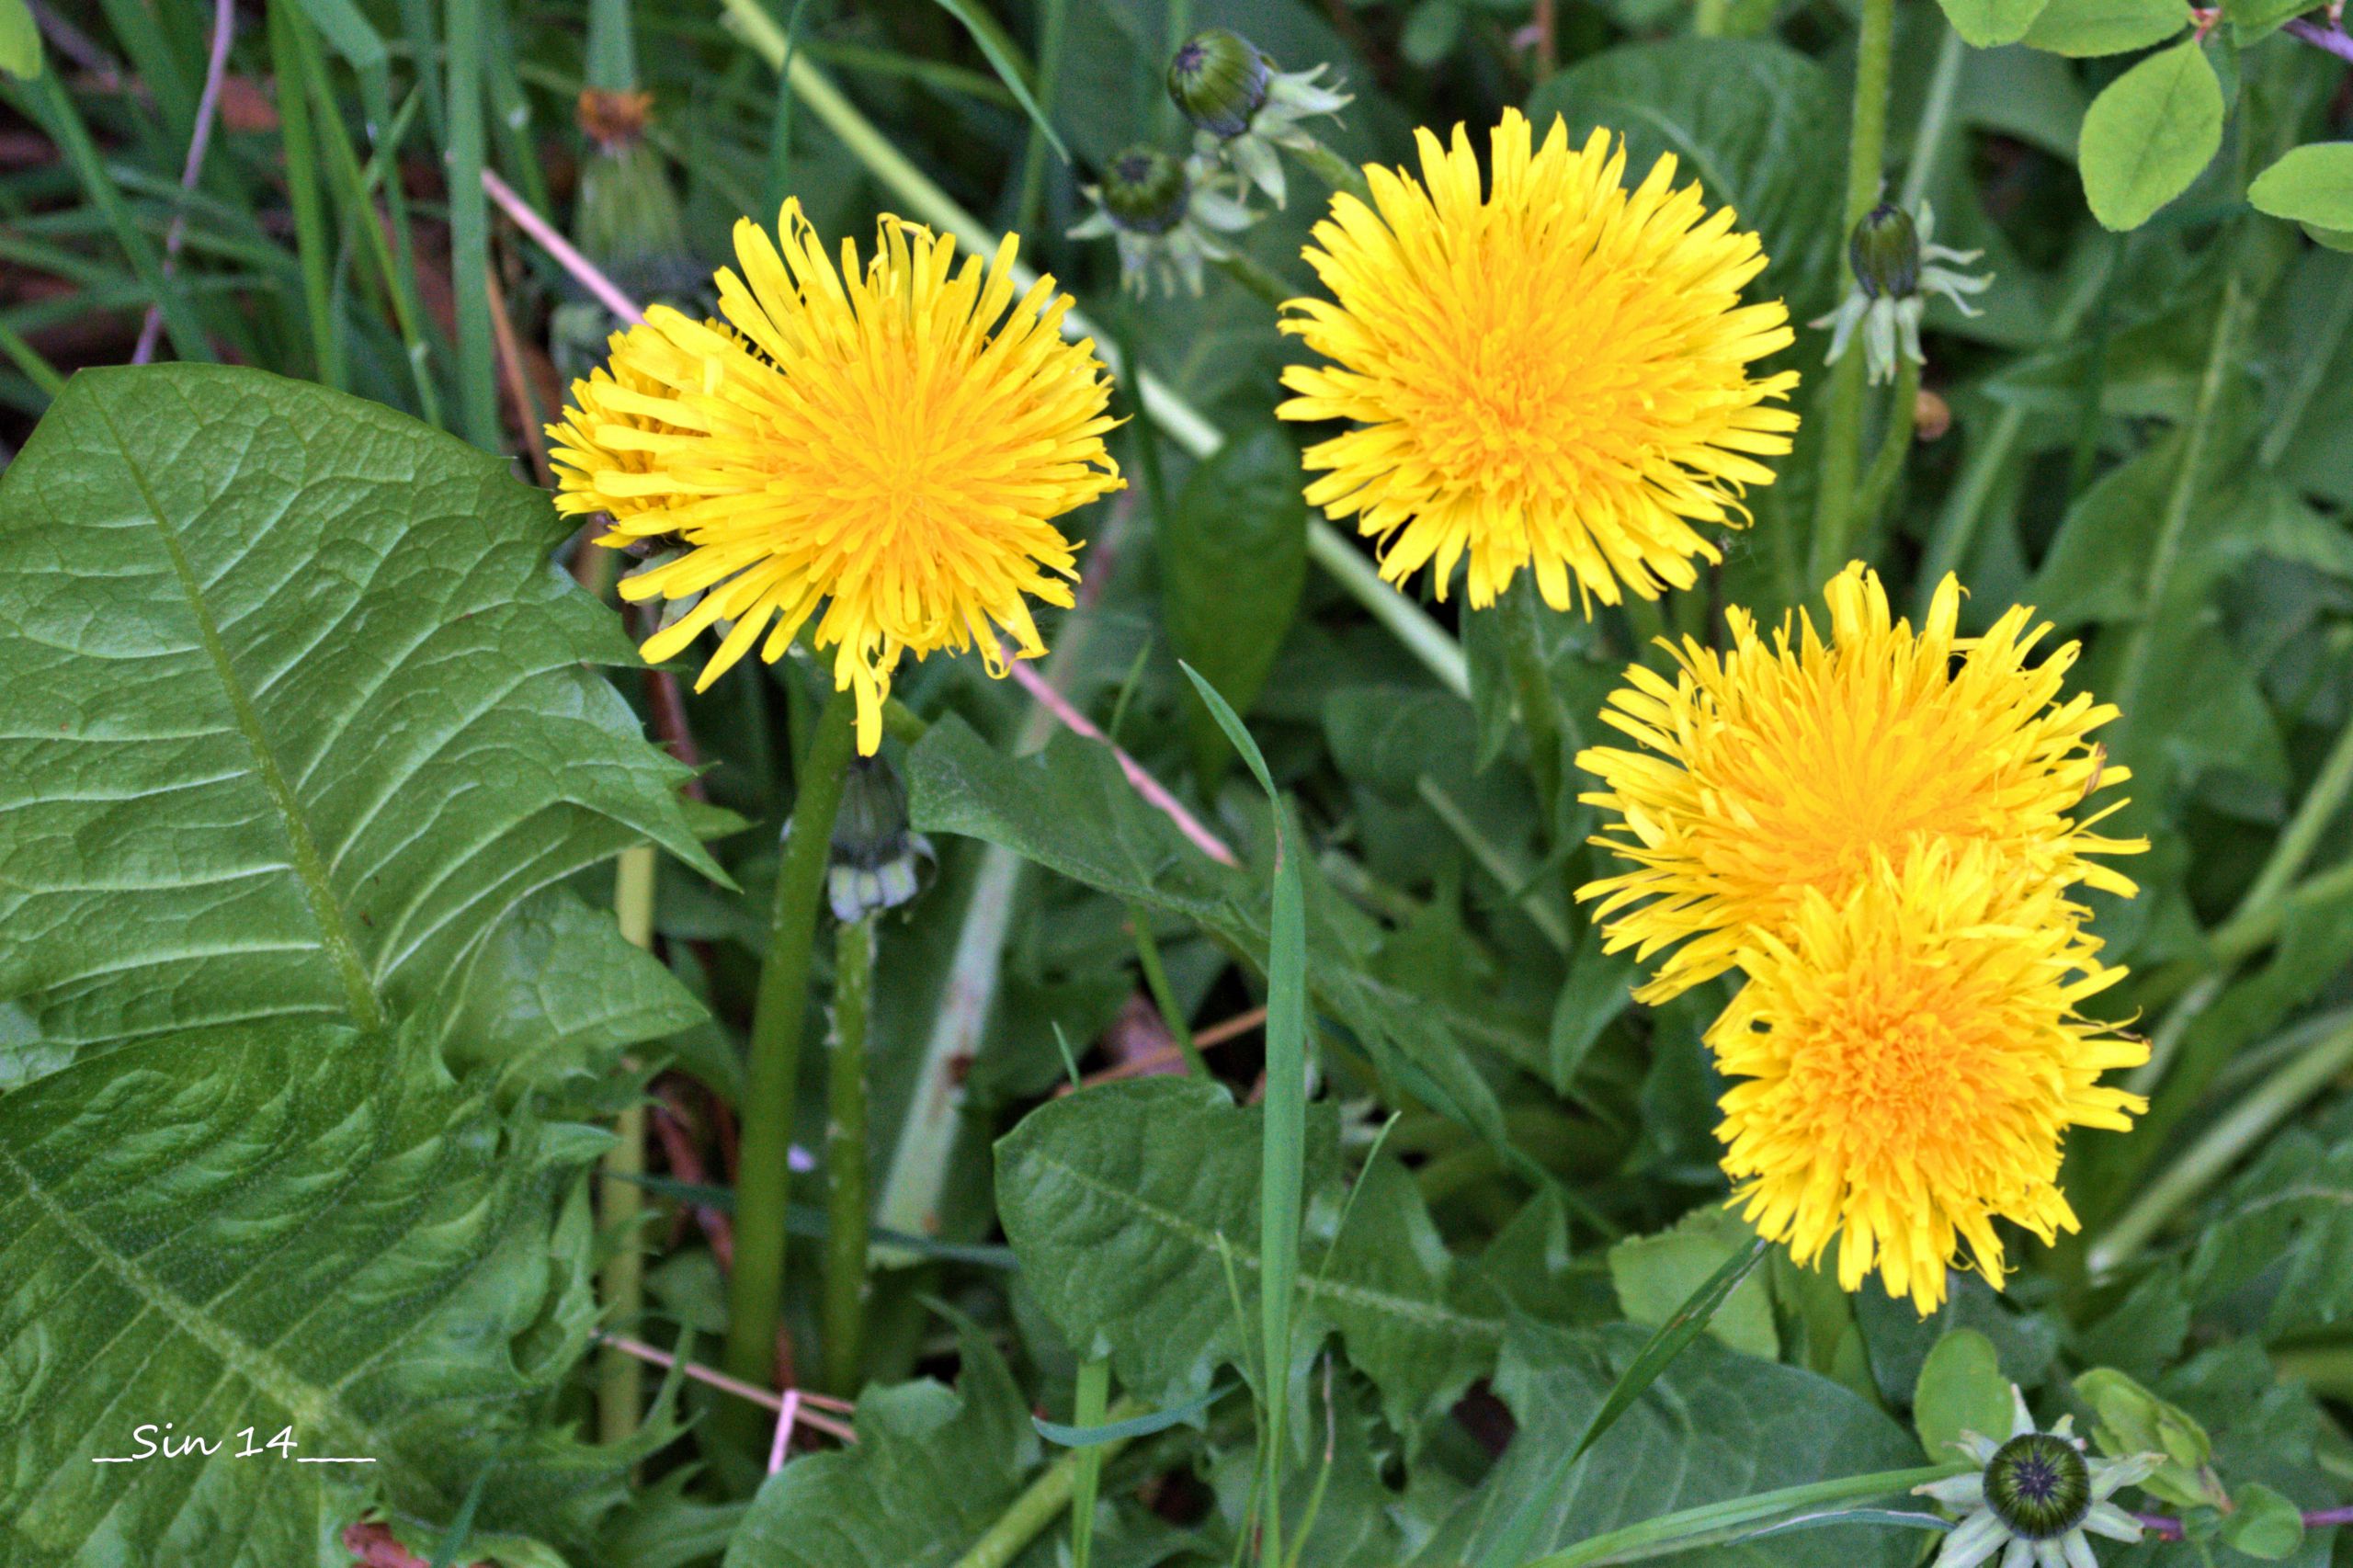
[87,392,383,1032]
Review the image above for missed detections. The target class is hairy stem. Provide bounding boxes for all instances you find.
[951,1398,1149,1568]
[598,844,659,1449]
[822,914,876,1397]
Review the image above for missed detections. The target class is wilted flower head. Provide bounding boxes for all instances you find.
[1277,108,1800,614]
[1815,199,1990,384]
[1709,839,2146,1313]
[827,753,932,921]
[1167,27,1351,206]
[1917,1387,2161,1568]
[1576,562,2143,1003]
[1067,145,1254,297]
[549,199,1123,755]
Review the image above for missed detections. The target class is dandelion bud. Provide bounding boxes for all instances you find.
[1848,201,1921,301]
[1098,145,1190,235]
[1168,28,1272,140]
[826,753,932,921]
[1984,1433,2093,1540]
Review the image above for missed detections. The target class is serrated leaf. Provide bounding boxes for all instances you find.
[2249,142,2353,230]
[0,1018,628,1565]
[1525,39,1843,316]
[1935,0,2053,47]
[1164,429,1308,788]
[0,367,714,1083]
[994,1078,1502,1430]
[1913,1330,2015,1463]
[2077,40,2224,232]
[722,1320,1035,1568]
[1420,1322,1925,1566]
[2020,0,2184,54]
[2187,1123,2353,1341]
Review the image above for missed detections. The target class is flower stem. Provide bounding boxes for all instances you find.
[598,843,659,1449]
[950,1397,1149,1568]
[722,681,858,1441]
[1518,1464,1964,1567]
[1502,579,1564,835]
[1068,1358,1112,1568]
[1288,135,1372,203]
[1216,250,1302,309]
[822,913,876,1397]
[1804,0,1896,587]
[2086,1009,2353,1275]
[1127,900,1210,1077]
[1849,357,1922,544]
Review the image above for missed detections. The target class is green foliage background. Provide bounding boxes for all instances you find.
[0,0,2350,1565]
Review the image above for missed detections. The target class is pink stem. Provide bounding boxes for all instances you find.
[1001,653,1239,867]
[767,1389,801,1473]
[482,168,645,324]
[2132,1507,2353,1541]
[132,0,233,365]
[594,1333,857,1440]
[2283,17,2353,59]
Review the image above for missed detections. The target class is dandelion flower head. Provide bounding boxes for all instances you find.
[1276,108,1801,613]
[549,199,1123,753]
[1711,840,2149,1314]
[1577,562,2144,1004]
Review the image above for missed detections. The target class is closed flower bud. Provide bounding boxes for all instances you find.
[1098,145,1190,235]
[1849,201,1921,301]
[1168,28,1272,139]
[826,753,932,922]
[1984,1433,2092,1540]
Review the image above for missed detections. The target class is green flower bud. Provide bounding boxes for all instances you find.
[826,753,931,922]
[1098,145,1191,236]
[1848,201,1921,301]
[1984,1432,2092,1540]
[1168,28,1273,140]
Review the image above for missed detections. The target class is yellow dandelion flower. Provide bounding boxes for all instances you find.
[548,199,1123,755]
[1711,839,2148,1313]
[1576,562,2145,1005]
[1274,107,1801,612]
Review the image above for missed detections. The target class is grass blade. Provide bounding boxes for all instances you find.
[1179,663,1305,1568]
[1480,1237,1774,1567]
[931,0,1068,165]
[443,0,496,449]
[1067,1358,1111,1568]
[1032,1379,1229,1448]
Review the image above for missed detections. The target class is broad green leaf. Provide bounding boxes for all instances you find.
[1913,1330,2016,1462]
[0,367,713,1081]
[0,0,39,78]
[994,1079,1502,1430]
[1525,40,1844,316]
[2248,143,2353,230]
[722,1322,1035,1568]
[0,1018,628,1565]
[1934,0,2052,48]
[2077,40,2224,232]
[1420,1322,1925,1566]
[1163,429,1307,787]
[2220,1482,2306,1559]
[1608,1209,1779,1360]
[2224,0,2315,40]
[2019,0,2184,54]
[906,717,1523,1175]
[2186,1123,2353,1343]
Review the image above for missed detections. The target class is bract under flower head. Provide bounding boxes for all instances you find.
[549,199,1123,755]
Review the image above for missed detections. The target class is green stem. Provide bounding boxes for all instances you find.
[268,0,341,390]
[1897,28,1965,210]
[1416,777,1572,953]
[2086,1011,2353,1275]
[0,316,64,400]
[1127,901,1210,1078]
[951,1398,1149,1568]
[1015,0,1067,237]
[1621,595,1670,660]
[1518,1465,1963,1567]
[1849,356,1922,547]
[1288,135,1371,204]
[2226,713,2353,932]
[1803,0,1895,587]
[598,844,658,1449]
[1216,250,1302,309]
[720,0,1470,699]
[1502,580,1564,835]
[2109,274,2244,728]
[1069,1358,1112,1568]
[722,683,859,1439]
[445,0,497,450]
[822,914,875,1397]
